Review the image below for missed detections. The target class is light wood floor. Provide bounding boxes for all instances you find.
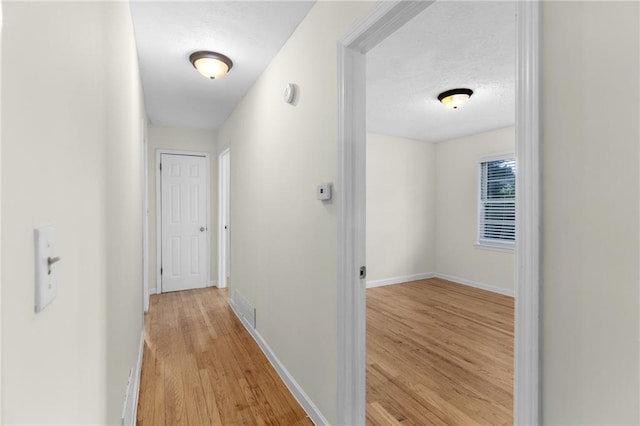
[136,288,312,426]
[366,278,514,425]
[137,279,513,425]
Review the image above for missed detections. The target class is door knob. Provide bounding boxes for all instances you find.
[200,227,206,232]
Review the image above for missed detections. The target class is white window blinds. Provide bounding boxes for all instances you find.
[479,158,516,244]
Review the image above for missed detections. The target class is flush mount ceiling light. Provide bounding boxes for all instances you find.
[437,88,473,109]
[189,51,233,80]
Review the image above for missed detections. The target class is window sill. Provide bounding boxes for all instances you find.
[475,242,515,253]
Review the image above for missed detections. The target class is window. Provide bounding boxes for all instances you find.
[478,156,516,248]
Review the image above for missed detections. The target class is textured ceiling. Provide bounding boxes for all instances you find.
[130,1,315,130]
[367,1,516,143]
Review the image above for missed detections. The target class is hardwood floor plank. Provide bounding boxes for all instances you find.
[367,278,514,425]
[136,343,155,426]
[366,402,403,426]
[163,354,187,426]
[137,287,311,426]
[182,354,211,425]
[199,368,224,426]
[152,360,166,426]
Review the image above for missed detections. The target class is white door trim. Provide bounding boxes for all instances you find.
[155,149,211,293]
[336,1,542,425]
[218,148,230,289]
[0,1,4,416]
[514,1,542,422]
[142,120,149,313]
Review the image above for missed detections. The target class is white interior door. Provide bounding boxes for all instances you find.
[218,149,230,288]
[160,154,208,293]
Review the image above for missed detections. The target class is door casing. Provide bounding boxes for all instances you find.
[218,148,230,289]
[336,1,542,424]
[142,120,149,312]
[155,149,211,293]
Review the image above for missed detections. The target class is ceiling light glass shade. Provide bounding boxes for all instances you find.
[437,88,473,109]
[189,51,233,79]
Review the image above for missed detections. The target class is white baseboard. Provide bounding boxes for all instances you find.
[434,272,514,297]
[228,298,328,425]
[122,331,144,426]
[209,280,218,287]
[149,287,157,295]
[366,272,434,288]
[366,271,514,297]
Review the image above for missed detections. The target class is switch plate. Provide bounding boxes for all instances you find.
[317,183,332,201]
[34,226,57,312]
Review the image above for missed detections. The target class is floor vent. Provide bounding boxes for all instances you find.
[234,289,256,328]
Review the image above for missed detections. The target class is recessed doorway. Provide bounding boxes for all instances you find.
[337,1,541,424]
[156,150,211,293]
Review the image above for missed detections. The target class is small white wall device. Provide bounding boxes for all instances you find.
[283,83,296,104]
[34,226,59,312]
[317,183,332,201]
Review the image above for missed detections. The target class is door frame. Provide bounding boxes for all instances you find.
[217,148,230,289]
[336,1,541,425]
[142,120,149,313]
[155,149,211,293]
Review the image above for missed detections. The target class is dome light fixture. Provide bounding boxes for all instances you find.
[437,88,473,109]
[189,51,233,80]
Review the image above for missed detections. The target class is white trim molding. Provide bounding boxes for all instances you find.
[338,1,541,425]
[217,148,230,289]
[336,35,367,426]
[367,272,514,297]
[148,287,157,296]
[122,331,144,426]
[434,273,515,298]
[366,272,434,289]
[142,120,149,314]
[228,299,328,425]
[515,0,542,424]
[337,3,431,424]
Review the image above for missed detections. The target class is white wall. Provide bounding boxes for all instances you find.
[435,127,515,292]
[104,3,146,424]
[2,2,145,424]
[147,125,218,292]
[366,128,514,293]
[217,2,374,423]
[366,133,436,282]
[542,2,639,423]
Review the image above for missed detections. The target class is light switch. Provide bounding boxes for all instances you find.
[317,183,332,201]
[34,226,58,312]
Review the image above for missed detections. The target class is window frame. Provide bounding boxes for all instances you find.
[477,153,516,250]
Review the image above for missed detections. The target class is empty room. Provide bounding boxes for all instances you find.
[364,2,516,423]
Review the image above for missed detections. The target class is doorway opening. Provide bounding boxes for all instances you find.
[337,1,541,424]
[155,150,211,293]
[365,2,516,422]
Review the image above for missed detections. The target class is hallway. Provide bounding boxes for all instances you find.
[136,288,312,425]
